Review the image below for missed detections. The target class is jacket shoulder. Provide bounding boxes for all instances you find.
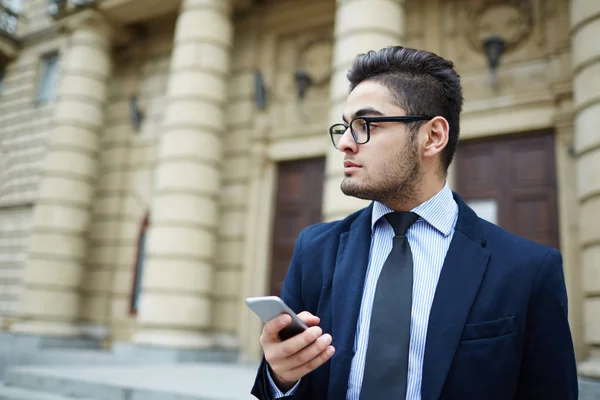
[477,216,559,261]
[299,205,371,246]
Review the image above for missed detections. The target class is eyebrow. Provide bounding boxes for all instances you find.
[342,107,385,123]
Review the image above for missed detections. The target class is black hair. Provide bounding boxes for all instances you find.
[347,46,464,172]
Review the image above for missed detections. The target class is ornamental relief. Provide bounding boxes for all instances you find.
[271,29,333,135]
[440,0,546,72]
[403,0,568,99]
[464,0,534,53]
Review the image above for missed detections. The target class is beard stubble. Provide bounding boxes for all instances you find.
[340,136,421,206]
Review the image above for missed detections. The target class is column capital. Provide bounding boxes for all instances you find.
[580,356,600,379]
[58,10,123,45]
[182,0,232,16]
[336,0,406,6]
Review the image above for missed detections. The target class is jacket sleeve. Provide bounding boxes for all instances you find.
[251,228,310,399]
[251,357,309,400]
[515,249,579,400]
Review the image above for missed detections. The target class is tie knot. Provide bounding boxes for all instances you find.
[385,211,419,236]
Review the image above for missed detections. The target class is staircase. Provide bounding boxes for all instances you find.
[0,333,258,400]
[0,363,258,400]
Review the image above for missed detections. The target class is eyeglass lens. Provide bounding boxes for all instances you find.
[330,118,369,148]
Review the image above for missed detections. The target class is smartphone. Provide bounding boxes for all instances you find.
[245,296,309,340]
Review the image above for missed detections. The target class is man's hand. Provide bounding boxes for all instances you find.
[260,311,335,392]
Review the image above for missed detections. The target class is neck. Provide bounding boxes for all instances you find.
[384,174,446,212]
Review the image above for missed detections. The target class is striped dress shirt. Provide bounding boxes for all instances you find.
[270,182,458,399]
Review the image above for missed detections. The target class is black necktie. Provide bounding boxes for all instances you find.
[360,211,419,400]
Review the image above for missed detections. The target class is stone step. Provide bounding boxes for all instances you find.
[0,345,238,380]
[0,384,90,400]
[579,377,600,400]
[0,349,148,381]
[4,362,259,400]
[0,334,101,352]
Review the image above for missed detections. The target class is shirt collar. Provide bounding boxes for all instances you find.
[371,181,457,237]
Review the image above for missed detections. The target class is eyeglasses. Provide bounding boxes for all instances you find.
[329,115,433,149]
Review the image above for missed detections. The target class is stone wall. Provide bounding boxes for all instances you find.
[403,0,572,138]
[0,0,65,321]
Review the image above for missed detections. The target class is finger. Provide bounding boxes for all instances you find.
[287,345,336,381]
[297,311,320,326]
[264,326,322,372]
[261,314,291,344]
[278,333,333,371]
[278,326,322,358]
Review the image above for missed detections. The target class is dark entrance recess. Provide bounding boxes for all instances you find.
[269,157,325,297]
[455,131,559,249]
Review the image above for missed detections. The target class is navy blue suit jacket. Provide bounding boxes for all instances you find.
[252,193,578,400]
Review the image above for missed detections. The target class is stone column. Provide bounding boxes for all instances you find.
[323,0,405,221]
[132,0,232,348]
[14,11,112,336]
[555,115,585,360]
[571,0,600,377]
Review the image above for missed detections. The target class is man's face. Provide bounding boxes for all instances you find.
[338,80,423,206]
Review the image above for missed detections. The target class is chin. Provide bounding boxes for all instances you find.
[340,179,373,200]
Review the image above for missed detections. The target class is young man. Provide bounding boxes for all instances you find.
[251,46,578,400]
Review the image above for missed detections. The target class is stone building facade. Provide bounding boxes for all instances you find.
[0,0,598,382]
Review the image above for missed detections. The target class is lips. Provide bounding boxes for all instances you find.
[344,160,362,168]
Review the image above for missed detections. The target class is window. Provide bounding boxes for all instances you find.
[2,0,21,12]
[130,212,149,315]
[0,67,5,95]
[0,0,21,35]
[36,52,58,104]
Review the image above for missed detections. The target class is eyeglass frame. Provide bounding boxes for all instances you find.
[329,115,434,149]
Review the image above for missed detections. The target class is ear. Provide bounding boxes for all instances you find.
[422,116,449,161]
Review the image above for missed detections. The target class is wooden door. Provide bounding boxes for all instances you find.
[455,131,559,249]
[269,157,325,297]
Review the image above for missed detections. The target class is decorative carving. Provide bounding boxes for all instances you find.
[272,30,332,132]
[297,38,333,88]
[464,0,534,53]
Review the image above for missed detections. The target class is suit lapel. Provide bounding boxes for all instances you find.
[421,195,490,400]
[328,207,372,400]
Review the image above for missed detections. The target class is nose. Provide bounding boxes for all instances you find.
[337,127,358,153]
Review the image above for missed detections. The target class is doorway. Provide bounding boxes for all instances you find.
[268,157,325,297]
[455,131,559,249]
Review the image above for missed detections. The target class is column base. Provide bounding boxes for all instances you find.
[0,331,102,352]
[131,328,213,348]
[9,320,109,340]
[6,319,109,351]
[125,329,240,362]
[579,357,600,398]
[580,356,600,380]
[0,327,106,380]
